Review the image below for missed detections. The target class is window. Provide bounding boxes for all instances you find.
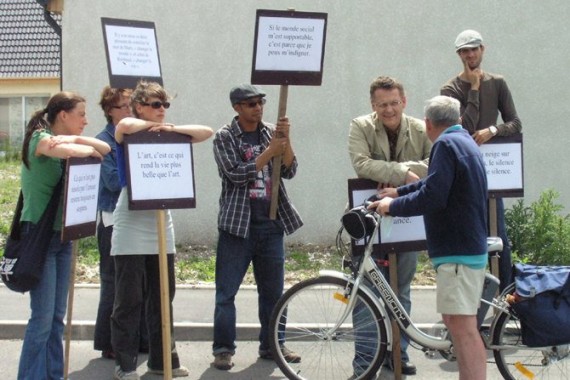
[0,96,49,152]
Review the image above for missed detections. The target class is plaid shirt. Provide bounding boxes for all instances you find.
[213,117,303,238]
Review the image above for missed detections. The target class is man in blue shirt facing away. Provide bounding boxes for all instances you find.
[372,95,488,380]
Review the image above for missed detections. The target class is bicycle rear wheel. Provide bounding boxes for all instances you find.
[268,275,388,380]
[492,299,570,379]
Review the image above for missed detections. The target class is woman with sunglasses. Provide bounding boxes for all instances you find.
[18,92,111,379]
[110,81,213,380]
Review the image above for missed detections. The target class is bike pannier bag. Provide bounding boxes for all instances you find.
[511,263,570,347]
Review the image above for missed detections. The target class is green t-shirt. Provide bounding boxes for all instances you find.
[20,129,64,230]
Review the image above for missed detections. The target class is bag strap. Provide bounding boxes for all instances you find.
[8,191,24,240]
[43,170,65,227]
[49,171,65,207]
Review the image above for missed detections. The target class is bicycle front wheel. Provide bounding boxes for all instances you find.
[268,275,388,380]
[492,302,570,379]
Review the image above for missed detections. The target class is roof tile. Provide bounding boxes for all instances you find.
[0,0,61,78]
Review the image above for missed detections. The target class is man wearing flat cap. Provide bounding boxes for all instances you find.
[211,84,303,371]
[441,30,522,293]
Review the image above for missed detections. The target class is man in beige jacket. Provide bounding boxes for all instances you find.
[348,76,432,376]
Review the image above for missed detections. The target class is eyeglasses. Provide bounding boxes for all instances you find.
[140,101,171,109]
[112,104,130,110]
[239,98,266,108]
[373,100,402,110]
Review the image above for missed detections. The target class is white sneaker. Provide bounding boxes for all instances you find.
[113,365,140,380]
[147,365,189,377]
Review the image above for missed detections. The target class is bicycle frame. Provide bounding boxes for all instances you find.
[322,213,453,353]
[330,212,507,348]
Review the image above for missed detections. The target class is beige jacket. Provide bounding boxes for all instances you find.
[348,112,432,186]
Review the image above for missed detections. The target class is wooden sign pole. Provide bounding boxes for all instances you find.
[63,240,79,380]
[157,209,173,379]
[269,85,289,220]
[489,198,499,280]
[388,252,402,380]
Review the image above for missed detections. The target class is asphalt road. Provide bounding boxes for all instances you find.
[1,284,506,379]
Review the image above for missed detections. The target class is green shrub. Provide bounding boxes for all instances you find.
[176,255,217,282]
[0,161,21,251]
[77,236,100,265]
[505,189,570,265]
[0,140,21,162]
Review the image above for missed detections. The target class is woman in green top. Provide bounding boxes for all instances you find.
[17,92,110,380]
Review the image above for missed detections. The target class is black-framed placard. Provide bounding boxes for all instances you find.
[124,131,195,210]
[61,157,101,241]
[348,178,427,255]
[251,9,327,86]
[480,133,524,198]
[101,17,163,89]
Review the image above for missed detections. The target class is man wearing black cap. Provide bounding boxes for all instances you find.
[211,84,303,371]
[441,29,522,291]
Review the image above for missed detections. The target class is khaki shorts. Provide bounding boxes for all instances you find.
[436,263,485,315]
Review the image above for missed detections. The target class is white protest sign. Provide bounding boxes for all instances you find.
[480,141,523,191]
[252,10,327,86]
[64,163,100,227]
[255,16,325,72]
[127,143,194,201]
[103,24,161,77]
[351,189,426,246]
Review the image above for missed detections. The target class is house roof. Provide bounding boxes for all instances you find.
[0,0,61,79]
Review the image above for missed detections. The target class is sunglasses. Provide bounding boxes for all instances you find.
[239,98,266,108]
[140,101,171,109]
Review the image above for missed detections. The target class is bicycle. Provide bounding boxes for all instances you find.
[267,209,570,380]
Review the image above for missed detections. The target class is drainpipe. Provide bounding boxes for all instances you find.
[42,8,61,37]
[36,1,62,90]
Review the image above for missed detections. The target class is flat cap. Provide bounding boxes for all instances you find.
[229,84,266,105]
[455,30,483,51]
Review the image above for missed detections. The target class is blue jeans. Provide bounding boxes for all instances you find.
[352,251,418,373]
[18,226,72,380]
[213,225,285,355]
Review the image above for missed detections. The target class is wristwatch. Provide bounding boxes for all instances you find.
[489,126,498,136]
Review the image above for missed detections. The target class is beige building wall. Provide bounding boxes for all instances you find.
[61,0,570,246]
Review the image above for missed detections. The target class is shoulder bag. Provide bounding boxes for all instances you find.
[0,175,64,293]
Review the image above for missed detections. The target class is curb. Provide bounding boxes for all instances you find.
[0,320,442,341]
[0,283,436,290]
[1,284,438,341]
